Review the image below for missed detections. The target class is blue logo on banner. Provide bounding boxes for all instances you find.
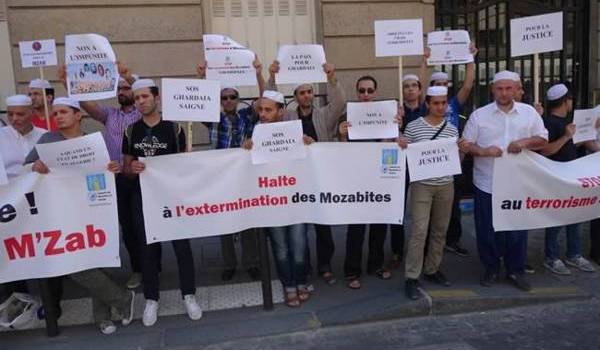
[86,174,106,192]
[381,148,398,166]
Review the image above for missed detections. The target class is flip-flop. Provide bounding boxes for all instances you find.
[284,292,301,308]
[347,278,361,289]
[321,272,337,285]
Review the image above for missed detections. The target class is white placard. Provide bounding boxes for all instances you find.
[573,109,599,144]
[0,151,7,186]
[139,143,406,242]
[347,100,399,140]
[203,34,257,87]
[65,34,118,101]
[35,133,110,173]
[0,171,120,283]
[275,45,327,85]
[406,137,461,182]
[251,120,306,165]
[375,19,424,57]
[161,78,221,122]
[426,30,473,66]
[510,12,563,57]
[18,39,57,68]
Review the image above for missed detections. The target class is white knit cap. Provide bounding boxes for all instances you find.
[262,90,285,104]
[6,95,32,107]
[430,71,449,82]
[221,83,239,94]
[493,70,518,83]
[53,97,81,110]
[131,78,156,92]
[28,79,52,89]
[547,83,569,101]
[426,86,448,97]
[402,74,420,83]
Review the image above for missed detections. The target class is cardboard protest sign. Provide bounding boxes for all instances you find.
[406,137,461,182]
[573,109,599,144]
[35,133,110,174]
[347,100,399,140]
[65,34,118,101]
[375,19,424,57]
[275,45,327,85]
[251,120,306,164]
[19,39,57,68]
[510,12,563,57]
[161,78,221,122]
[426,30,473,65]
[203,34,257,87]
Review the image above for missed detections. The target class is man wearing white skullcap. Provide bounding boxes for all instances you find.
[121,79,202,327]
[538,83,596,275]
[399,85,465,299]
[28,78,56,130]
[461,70,548,292]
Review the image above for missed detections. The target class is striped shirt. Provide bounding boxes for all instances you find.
[404,117,459,185]
[98,105,142,164]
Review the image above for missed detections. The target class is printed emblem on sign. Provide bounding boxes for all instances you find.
[86,173,112,206]
[380,148,401,177]
[32,41,42,51]
[86,174,106,191]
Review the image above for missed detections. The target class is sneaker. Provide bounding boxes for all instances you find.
[524,264,536,274]
[99,320,116,335]
[480,272,499,287]
[565,256,597,272]
[543,259,571,275]
[122,291,135,326]
[142,300,159,327]
[126,273,142,289]
[183,295,203,320]
[424,271,451,286]
[444,243,469,257]
[507,274,531,292]
[405,279,421,300]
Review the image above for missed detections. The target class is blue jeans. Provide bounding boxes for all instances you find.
[268,224,308,292]
[474,187,527,275]
[545,223,581,261]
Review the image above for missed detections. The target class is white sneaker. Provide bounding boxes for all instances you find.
[543,259,571,275]
[565,256,597,272]
[99,320,116,335]
[183,294,202,320]
[142,300,159,327]
[126,273,142,289]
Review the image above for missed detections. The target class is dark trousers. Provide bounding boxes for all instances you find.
[315,224,335,273]
[474,187,527,275]
[132,187,195,301]
[220,229,259,270]
[446,174,464,246]
[116,175,141,273]
[344,224,386,277]
[590,218,600,262]
[390,224,405,258]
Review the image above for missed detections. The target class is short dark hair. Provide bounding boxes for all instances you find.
[45,88,55,97]
[149,86,159,97]
[356,75,378,91]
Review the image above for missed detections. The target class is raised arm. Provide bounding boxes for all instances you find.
[455,44,478,105]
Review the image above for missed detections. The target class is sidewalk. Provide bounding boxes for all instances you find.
[1,211,598,349]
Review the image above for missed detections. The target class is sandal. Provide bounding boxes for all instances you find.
[373,268,392,280]
[346,277,361,289]
[321,272,337,285]
[284,292,301,308]
[297,288,311,302]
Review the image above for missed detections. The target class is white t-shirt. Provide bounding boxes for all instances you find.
[0,126,46,178]
[463,101,548,193]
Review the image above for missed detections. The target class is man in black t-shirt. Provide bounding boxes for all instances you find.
[539,83,596,276]
[122,79,202,327]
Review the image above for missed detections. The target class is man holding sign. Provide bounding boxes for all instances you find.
[462,71,548,291]
[28,79,56,130]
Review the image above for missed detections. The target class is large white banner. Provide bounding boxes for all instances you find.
[406,138,461,182]
[140,143,406,243]
[492,151,600,231]
[426,30,473,66]
[19,39,57,68]
[65,34,118,101]
[0,171,120,283]
[510,12,563,57]
[347,100,399,140]
[275,45,327,85]
[161,78,221,122]
[203,34,257,87]
[374,19,424,57]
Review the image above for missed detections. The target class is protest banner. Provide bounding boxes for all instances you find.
[65,34,118,101]
[161,78,220,123]
[406,137,461,182]
[0,171,120,283]
[275,45,327,85]
[572,109,599,144]
[140,143,406,242]
[0,152,7,186]
[203,34,257,87]
[426,30,473,66]
[492,151,600,231]
[510,12,563,103]
[347,100,399,140]
[35,133,110,173]
[251,120,306,165]
[374,19,424,104]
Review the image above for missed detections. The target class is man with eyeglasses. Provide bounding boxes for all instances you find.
[58,62,144,290]
[197,57,266,282]
[266,60,347,285]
